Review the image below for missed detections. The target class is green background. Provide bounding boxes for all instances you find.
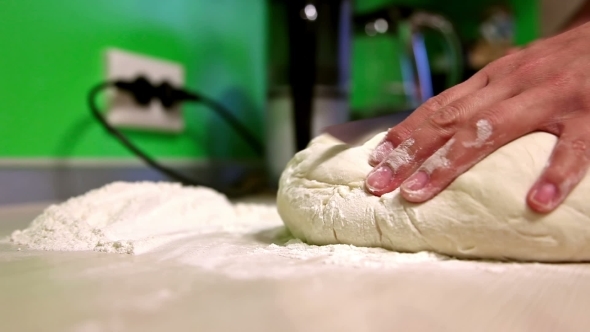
[0,0,538,161]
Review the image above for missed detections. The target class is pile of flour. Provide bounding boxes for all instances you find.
[9,182,276,254]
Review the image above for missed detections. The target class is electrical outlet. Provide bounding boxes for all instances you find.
[105,48,185,133]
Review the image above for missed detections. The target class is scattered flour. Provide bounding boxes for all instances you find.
[422,138,455,174]
[9,181,459,277]
[419,119,492,174]
[463,119,493,148]
[384,138,415,171]
[262,239,446,268]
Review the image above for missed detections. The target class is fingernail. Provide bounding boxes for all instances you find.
[366,165,393,192]
[370,141,394,163]
[401,171,429,192]
[531,182,558,207]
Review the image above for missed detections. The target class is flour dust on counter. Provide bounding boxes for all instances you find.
[149,230,452,279]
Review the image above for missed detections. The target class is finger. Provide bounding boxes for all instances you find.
[369,52,527,166]
[527,127,590,213]
[369,70,491,166]
[397,88,553,203]
[366,83,515,196]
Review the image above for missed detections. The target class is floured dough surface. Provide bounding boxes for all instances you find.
[277,132,590,262]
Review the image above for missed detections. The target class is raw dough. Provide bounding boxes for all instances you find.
[277,132,590,262]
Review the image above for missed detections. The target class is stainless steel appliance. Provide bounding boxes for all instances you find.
[266,0,352,185]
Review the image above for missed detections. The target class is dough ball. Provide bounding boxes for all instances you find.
[277,132,590,262]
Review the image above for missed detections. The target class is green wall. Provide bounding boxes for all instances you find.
[0,0,538,161]
[0,0,265,160]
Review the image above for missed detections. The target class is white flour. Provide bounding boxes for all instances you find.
[422,138,454,174]
[463,119,493,148]
[10,182,243,254]
[384,138,415,171]
[9,181,456,276]
[262,239,446,268]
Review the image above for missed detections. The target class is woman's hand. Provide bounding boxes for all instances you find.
[365,22,590,213]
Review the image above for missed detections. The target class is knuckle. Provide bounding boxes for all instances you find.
[568,138,590,160]
[570,139,587,152]
[385,127,409,146]
[477,107,505,128]
[472,112,505,141]
[428,106,461,133]
[478,70,491,87]
[421,95,447,113]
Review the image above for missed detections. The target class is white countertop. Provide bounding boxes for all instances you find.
[1,201,590,332]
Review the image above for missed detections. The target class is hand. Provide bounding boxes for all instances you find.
[364,22,590,213]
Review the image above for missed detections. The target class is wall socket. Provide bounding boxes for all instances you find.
[105,48,185,133]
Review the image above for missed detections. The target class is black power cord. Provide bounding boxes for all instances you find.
[88,77,265,189]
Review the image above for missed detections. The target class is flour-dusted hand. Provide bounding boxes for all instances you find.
[365,22,590,213]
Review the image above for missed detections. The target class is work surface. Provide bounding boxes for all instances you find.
[1,200,590,332]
